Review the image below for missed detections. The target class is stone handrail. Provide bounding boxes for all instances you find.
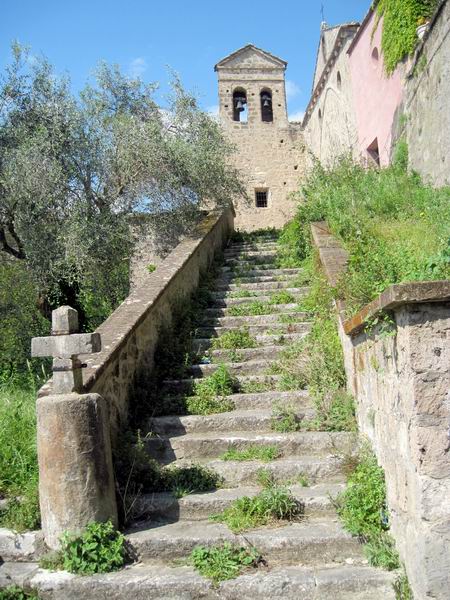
[311,220,450,600]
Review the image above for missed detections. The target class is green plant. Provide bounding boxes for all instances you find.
[271,404,303,432]
[190,365,237,415]
[256,468,276,488]
[229,290,257,298]
[186,394,234,416]
[165,464,223,498]
[227,301,274,317]
[211,485,301,532]
[146,263,156,273]
[211,329,257,350]
[393,571,413,599]
[297,473,310,487]
[364,532,400,570]
[190,542,262,584]
[268,290,296,305]
[221,445,281,462]
[0,588,39,600]
[57,521,126,575]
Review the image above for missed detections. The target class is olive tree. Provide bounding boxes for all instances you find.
[0,43,244,326]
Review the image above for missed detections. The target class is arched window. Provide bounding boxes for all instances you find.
[233,89,248,122]
[260,89,273,122]
[318,108,323,120]
[337,71,342,89]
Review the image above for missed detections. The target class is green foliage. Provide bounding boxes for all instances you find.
[256,468,276,488]
[190,542,262,584]
[229,290,257,298]
[276,220,307,267]
[376,0,438,73]
[297,474,310,487]
[211,485,301,532]
[221,445,280,462]
[0,374,41,531]
[271,404,303,432]
[364,532,400,570]
[0,588,38,600]
[227,301,274,317]
[211,329,257,350]
[190,365,237,415]
[268,290,296,305]
[164,464,223,498]
[146,263,156,273]
[55,521,126,575]
[393,571,414,599]
[186,394,234,416]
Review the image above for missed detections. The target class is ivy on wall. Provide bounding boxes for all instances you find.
[375,0,439,73]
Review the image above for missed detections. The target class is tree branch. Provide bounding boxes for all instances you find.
[0,226,26,259]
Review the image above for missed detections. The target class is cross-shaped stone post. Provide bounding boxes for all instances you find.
[31,306,101,394]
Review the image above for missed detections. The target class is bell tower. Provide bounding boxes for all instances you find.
[215,44,305,231]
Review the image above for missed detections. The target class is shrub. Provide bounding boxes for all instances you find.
[189,365,237,415]
[190,543,262,584]
[211,485,301,532]
[59,521,126,575]
[0,588,38,600]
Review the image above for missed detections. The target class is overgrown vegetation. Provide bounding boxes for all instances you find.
[376,0,439,73]
[211,329,258,350]
[221,445,280,462]
[270,404,303,432]
[393,571,414,600]
[335,449,400,570]
[0,588,38,600]
[41,521,126,575]
[227,301,275,317]
[190,543,262,584]
[291,157,450,316]
[187,365,237,415]
[211,485,301,533]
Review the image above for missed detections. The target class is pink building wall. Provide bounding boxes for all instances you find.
[348,11,405,166]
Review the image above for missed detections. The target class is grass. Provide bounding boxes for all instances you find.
[211,329,257,350]
[188,365,237,415]
[227,301,275,317]
[190,542,262,584]
[221,445,280,462]
[270,404,303,432]
[229,290,257,299]
[210,485,301,532]
[0,588,39,600]
[393,571,413,600]
[268,290,296,304]
[0,373,41,532]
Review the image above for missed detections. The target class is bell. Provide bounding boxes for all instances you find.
[235,99,245,111]
[262,94,271,108]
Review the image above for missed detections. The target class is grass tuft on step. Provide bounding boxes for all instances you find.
[211,329,257,350]
[221,445,280,462]
[190,542,263,584]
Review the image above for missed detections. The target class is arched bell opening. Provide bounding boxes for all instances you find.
[233,89,248,122]
[260,89,273,122]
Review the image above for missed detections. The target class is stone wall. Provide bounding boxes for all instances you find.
[312,222,450,600]
[215,45,308,231]
[402,0,450,186]
[39,208,234,440]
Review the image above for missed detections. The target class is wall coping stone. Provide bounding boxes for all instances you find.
[38,208,233,397]
[310,221,450,336]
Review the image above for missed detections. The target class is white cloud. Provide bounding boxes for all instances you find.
[129,57,147,78]
[289,110,305,122]
[285,80,301,100]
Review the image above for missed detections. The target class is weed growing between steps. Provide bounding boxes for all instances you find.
[187,365,238,415]
[210,328,258,350]
[227,301,275,317]
[270,404,303,432]
[40,521,127,575]
[268,290,296,304]
[190,542,263,584]
[335,449,400,571]
[256,468,311,489]
[210,485,302,533]
[229,290,257,298]
[393,571,413,600]
[0,588,39,600]
[114,432,223,524]
[221,445,280,462]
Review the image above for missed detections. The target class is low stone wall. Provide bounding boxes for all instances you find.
[40,208,234,439]
[311,222,450,600]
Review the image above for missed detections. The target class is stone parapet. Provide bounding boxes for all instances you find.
[311,221,450,600]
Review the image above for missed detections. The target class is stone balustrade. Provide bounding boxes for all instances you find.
[311,221,450,600]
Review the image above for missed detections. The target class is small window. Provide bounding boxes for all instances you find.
[260,89,273,122]
[233,89,248,122]
[318,108,323,120]
[255,189,268,208]
[367,138,380,166]
[371,47,379,67]
[337,71,342,89]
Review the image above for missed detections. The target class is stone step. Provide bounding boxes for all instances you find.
[189,358,277,377]
[145,431,356,463]
[126,519,364,566]
[224,243,279,253]
[220,267,302,277]
[223,249,278,260]
[223,257,277,268]
[147,408,316,436]
[192,332,309,354]
[210,287,308,301]
[195,321,311,338]
[6,562,396,600]
[134,483,345,522]
[214,280,303,292]
[205,344,284,363]
[162,374,285,394]
[211,292,308,308]
[215,274,300,285]
[201,311,308,329]
[203,303,300,317]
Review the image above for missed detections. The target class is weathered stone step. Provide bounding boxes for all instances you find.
[211,292,307,308]
[135,483,344,522]
[162,374,285,394]
[203,303,300,317]
[223,257,277,268]
[201,311,308,329]
[223,249,278,260]
[126,519,364,566]
[189,358,277,377]
[192,331,309,353]
[206,344,284,363]
[195,321,311,338]
[215,274,300,285]
[220,267,302,277]
[210,286,308,301]
[224,242,278,253]
[5,562,395,600]
[145,431,355,463]
[215,280,304,292]
[147,408,316,436]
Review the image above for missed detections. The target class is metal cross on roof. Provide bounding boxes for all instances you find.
[31,306,101,394]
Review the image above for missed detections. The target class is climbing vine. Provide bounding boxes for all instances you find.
[375,0,439,73]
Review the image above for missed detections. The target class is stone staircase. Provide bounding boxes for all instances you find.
[8,235,396,599]
[113,235,395,599]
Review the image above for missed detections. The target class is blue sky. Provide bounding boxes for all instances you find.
[0,0,367,119]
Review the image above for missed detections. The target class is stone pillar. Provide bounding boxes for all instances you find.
[32,307,118,549]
